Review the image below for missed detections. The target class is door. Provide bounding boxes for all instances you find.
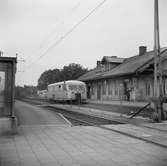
[87,85,91,99]
[123,82,129,101]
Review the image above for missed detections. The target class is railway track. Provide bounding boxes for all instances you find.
[19,99,167,149]
[64,113,167,150]
[20,98,167,133]
[46,104,167,133]
[45,106,167,150]
[46,106,123,126]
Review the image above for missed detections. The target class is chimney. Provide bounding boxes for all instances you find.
[96,61,101,68]
[139,46,147,56]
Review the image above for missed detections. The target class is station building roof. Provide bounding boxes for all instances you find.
[0,56,17,63]
[101,56,125,64]
[78,48,167,81]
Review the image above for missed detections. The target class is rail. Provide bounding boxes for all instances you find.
[61,112,167,150]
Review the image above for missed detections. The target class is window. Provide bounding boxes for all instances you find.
[102,81,106,95]
[114,81,118,96]
[163,79,167,94]
[63,84,67,91]
[146,83,151,96]
[108,80,112,95]
[69,84,77,91]
[55,86,58,91]
[79,85,84,91]
[58,85,62,91]
[91,84,94,95]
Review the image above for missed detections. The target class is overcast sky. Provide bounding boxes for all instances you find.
[0,0,167,86]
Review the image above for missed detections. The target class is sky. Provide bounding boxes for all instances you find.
[0,0,167,86]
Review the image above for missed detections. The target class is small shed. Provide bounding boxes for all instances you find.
[0,56,17,133]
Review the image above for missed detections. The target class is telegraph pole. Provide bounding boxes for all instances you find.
[154,0,158,97]
[154,0,163,122]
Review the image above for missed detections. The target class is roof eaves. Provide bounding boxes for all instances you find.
[101,71,135,79]
[135,57,154,74]
[135,48,167,74]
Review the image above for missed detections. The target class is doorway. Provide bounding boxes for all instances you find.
[87,85,91,99]
[123,81,130,101]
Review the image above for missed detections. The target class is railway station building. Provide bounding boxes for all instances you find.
[78,46,167,102]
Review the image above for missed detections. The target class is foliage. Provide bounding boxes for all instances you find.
[37,69,61,90]
[37,63,88,90]
[15,85,37,98]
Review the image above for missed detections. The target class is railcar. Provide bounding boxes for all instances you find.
[47,80,87,103]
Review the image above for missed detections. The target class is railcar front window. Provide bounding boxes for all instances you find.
[79,85,85,92]
[69,85,77,91]
[63,84,67,91]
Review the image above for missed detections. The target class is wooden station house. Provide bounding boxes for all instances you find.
[78,46,167,102]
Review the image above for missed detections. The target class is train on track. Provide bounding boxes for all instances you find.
[38,80,87,103]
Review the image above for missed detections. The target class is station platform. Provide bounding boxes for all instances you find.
[87,99,167,111]
[87,99,148,108]
[1,121,167,166]
[49,104,167,147]
[1,103,167,166]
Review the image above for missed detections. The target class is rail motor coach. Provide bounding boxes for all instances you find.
[47,80,87,103]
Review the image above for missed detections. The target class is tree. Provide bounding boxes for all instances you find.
[15,85,37,98]
[37,69,61,90]
[61,63,88,81]
[37,63,88,90]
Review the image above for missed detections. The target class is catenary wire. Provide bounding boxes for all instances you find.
[24,1,82,64]
[24,0,107,70]
[17,0,107,85]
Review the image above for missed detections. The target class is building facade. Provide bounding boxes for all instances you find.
[78,47,167,102]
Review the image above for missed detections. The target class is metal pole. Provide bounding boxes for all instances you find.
[11,60,17,130]
[11,61,16,117]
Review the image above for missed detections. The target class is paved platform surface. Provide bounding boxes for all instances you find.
[1,101,167,166]
[48,104,167,149]
[1,124,167,166]
[15,101,68,126]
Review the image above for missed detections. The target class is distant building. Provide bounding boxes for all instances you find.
[78,46,167,101]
